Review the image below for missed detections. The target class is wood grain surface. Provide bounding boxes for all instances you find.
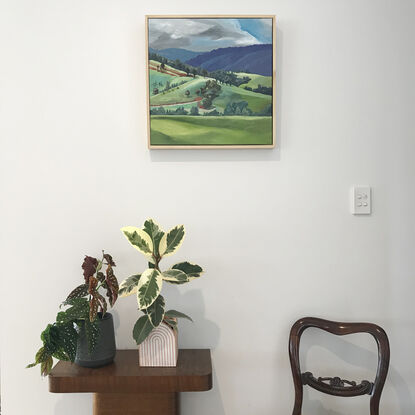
[49,349,212,394]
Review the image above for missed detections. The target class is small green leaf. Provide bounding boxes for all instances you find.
[35,346,50,363]
[147,295,165,327]
[159,225,185,256]
[119,274,141,297]
[162,269,189,284]
[121,226,153,256]
[132,315,154,345]
[165,310,193,322]
[41,355,54,376]
[136,268,163,310]
[172,262,203,279]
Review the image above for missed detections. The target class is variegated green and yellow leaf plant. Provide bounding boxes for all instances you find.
[119,219,204,345]
[27,252,119,376]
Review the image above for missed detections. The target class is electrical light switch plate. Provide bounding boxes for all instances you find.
[351,186,371,215]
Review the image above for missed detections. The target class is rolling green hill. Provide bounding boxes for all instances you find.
[213,84,271,113]
[150,116,272,146]
[236,72,273,89]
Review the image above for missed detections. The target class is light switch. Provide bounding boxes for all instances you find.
[351,186,371,215]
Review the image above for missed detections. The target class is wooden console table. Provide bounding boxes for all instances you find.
[49,349,212,415]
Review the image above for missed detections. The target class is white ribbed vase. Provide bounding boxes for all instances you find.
[139,322,178,367]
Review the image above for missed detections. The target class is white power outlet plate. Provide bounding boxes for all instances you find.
[351,186,371,215]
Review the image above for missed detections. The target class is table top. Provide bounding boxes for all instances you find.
[49,349,212,394]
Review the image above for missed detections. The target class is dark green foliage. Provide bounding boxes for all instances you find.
[203,109,220,116]
[146,294,165,327]
[200,80,221,109]
[28,251,119,376]
[172,262,203,279]
[224,101,253,116]
[252,84,272,96]
[133,315,154,345]
[190,106,199,116]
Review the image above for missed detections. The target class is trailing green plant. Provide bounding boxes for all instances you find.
[27,252,119,376]
[119,219,204,345]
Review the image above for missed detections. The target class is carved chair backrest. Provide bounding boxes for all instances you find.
[289,317,390,415]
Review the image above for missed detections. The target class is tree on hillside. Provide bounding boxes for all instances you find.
[200,80,221,109]
[160,62,165,72]
[190,106,199,116]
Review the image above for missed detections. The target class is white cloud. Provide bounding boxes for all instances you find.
[148,18,260,51]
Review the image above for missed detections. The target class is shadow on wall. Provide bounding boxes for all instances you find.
[298,333,413,415]
[55,287,225,415]
[166,286,226,415]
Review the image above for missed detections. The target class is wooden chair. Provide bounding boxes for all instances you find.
[289,317,390,415]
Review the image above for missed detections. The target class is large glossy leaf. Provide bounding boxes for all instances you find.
[172,262,204,279]
[147,295,165,327]
[162,269,189,284]
[119,274,141,297]
[159,225,185,257]
[132,315,154,345]
[136,268,163,310]
[121,226,153,256]
[165,309,193,322]
[143,219,165,257]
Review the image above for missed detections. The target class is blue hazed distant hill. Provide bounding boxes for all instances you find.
[185,44,273,76]
[149,47,202,62]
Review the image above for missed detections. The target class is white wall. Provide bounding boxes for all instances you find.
[1,0,414,414]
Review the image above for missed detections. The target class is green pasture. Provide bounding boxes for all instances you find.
[212,84,271,113]
[150,115,273,146]
[236,72,273,89]
[150,78,206,106]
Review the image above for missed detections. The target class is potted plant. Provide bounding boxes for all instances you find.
[119,219,204,366]
[27,252,119,375]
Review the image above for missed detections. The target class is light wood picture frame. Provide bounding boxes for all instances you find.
[146,15,276,149]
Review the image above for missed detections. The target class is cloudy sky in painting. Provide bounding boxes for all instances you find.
[148,18,273,52]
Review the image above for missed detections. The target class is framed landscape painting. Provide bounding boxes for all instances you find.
[146,15,276,149]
